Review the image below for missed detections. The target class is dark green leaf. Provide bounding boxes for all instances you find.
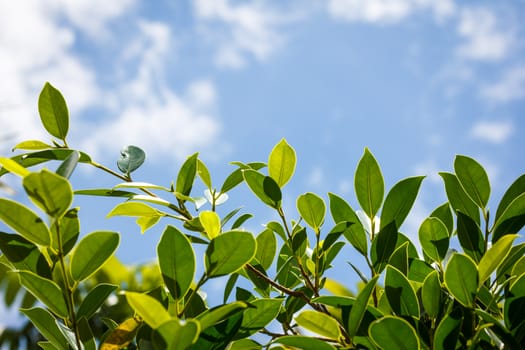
[0,232,51,277]
[23,169,73,218]
[75,189,135,197]
[18,270,68,318]
[117,145,146,174]
[433,307,463,350]
[205,231,257,277]
[176,153,198,197]
[268,138,296,188]
[0,150,92,177]
[347,275,380,338]
[421,270,441,319]
[369,316,420,350]
[38,82,69,140]
[220,162,265,194]
[440,172,479,224]
[55,151,80,179]
[77,283,118,319]
[497,243,525,283]
[430,202,453,236]
[385,265,420,318]
[328,193,367,255]
[456,211,484,263]
[495,174,525,222]
[454,155,490,209]
[444,253,478,307]
[504,273,525,332]
[355,148,384,218]
[78,317,96,350]
[21,307,68,350]
[296,192,325,233]
[0,199,50,246]
[371,221,398,272]
[243,170,281,209]
[157,225,195,301]
[408,259,435,283]
[380,176,424,230]
[238,298,283,337]
[51,208,79,256]
[493,192,525,243]
[274,336,335,350]
[71,231,119,282]
[231,213,253,230]
[418,217,449,263]
[388,242,409,275]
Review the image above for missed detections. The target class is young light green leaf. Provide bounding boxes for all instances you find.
[478,234,518,286]
[176,153,198,197]
[197,301,248,330]
[440,172,480,224]
[418,217,449,263]
[38,82,69,140]
[381,176,424,230]
[125,292,171,329]
[77,283,118,320]
[444,253,478,307]
[18,271,68,318]
[157,225,195,301]
[71,231,120,282]
[456,211,484,263]
[295,309,342,340]
[433,307,463,350]
[107,201,163,218]
[12,140,53,151]
[274,336,336,350]
[23,169,73,218]
[454,155,490,209]
[268,138,296,188]
[205,231,257,277]
[422,270,441,319]
[355,148,384,218]
[369,316,420,350]
[243,169,282,209]
[117,145,146,174]
[255,228,276,270]
[199,210,221,239]
[385,265,420,318]
[296,192,326,233]
[0,157,30,177]
[114,182,171,191]
[0,199,51,246]
[197,158,212,189]
[21,307,69,350]
[239,298,283,337]
[347,275,380,338]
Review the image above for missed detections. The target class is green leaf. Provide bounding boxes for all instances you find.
[12,140,53,151]
[100,316,142,350]
[0,232,51,278]
[197,158,212,189]
[243,169,282,209]
[38,82,69,140]
[274,336,336,350]
[255,228,276,270]
[199,211,221,239]
[75,188,135,197]
[71,231,120,282]
[155,319,200,350]
[454,155,490,209]
[0,199,51,246]
[205,231,257,277]
[238,298,283,337]
[78,317,96,350]
[456,211,484,263]
[117,145,146,174]
[107,202,165,232]
[388,241,409,275]
[268,138,296,188]
[220,162,266,194]
[229,339,262,350]
[421,270,441,319]
[371,221,398,273]
[55,151,80,179]
[493,192,525,243]
[478,234,517,286]
[347,275,380,339]
[125,292,171,329]
[418,217,449,263]
[369,316,420,350]
[23,169,73,218]
[295,309,342,340]
[430,202,453,236]
[440,172,479,224]
[0,157,30,177]
[328,193,368,256]
[176,153,198,197]
[17,270,68,318]
[114,182,171,191]
[21,307,68,350]
[380,176,425,230]
[197,301,248,330]
[52,208,80,255]
[385,265,420,318]
[444,253,478,307]
[433,307,463,350]
[157,225,195,301]
[497,243,525,283]
[495,174,525,222]
[504,273,525,332]
[296,192,326,233]
[355,148,384,218]
[77,283,118,320]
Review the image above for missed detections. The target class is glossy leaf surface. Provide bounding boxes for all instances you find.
[243,170,282,209]
[380,176,424,230]
[176,153,198,197]
[296,192,325,233]
[355,148,384,218]
[369,316,420,350]
[268,138,296,188]
[295,309,342,340]
[71,231,120,282]
[18,271,68,318]
[444,253,478,307]
[23,169,73,218]
[454,155,490,209]
[0,199,51,247]
[38,82,69,140]
[205,231,257,277]
[418,217,449,263]
[385,265,420,318]
[125,292,171,329]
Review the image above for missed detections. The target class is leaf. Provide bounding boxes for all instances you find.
[430,202,454,236]
[205,231,257,277]
[444,253,478,307]
[243,169,282,209]
[296,192,326,233]
[495,173,525,222]
[21,307,68,350]
[255,228,276,270]
[125,292,171,329]
[355,148,384,218]
[71,231,120,282]
[23,169,73,218]
[114,182,171,191]
[274,336,336,350]
[197,301,249,330]
[17,270,68,318]
[77,283,118,320]
[385,265,420,318]
[456,211,484,263]
[380,176,425,230]
[0,199,51,246]
[422,270,441,319]
[439,172,479,224]
[100,317,142,350]
[388,241,409,275]
[328,193,367,256]
[75,188,135,197]
[238,298,283,337]
[497,243,525,283]
[78,317,96,350]
[197,158,212,189]
[478,234,517,286]
[433,307,463,350]
[268,138,296,187]
[295,309,342,340]
[493,192,525,243]
[418,217,449,263]
[454,155,490,209]
[371,221,398,273]
[347,275,380,338]
[107,202,163,218]
[220,162,266,194]
[117,145,146,174]
[0,232,51,278]
[38,82,69,140]
[0,157,30,177]
[369,316,420,350]
[199,211,221,239]
[157,225,195,301]
[176,153,198,197]
[504,273,525,332]
[155,319,200,350]
[55,151,80,179]
[232,213,253,230]
[12,140,53,151]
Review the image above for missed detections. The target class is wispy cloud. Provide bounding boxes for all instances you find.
[470,120,513,144]
[481,65,525,103]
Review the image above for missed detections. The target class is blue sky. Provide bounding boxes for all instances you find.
[1,0,525,319]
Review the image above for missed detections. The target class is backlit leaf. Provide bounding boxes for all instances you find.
[77,283,118,320]
[371,221,398,273]
[38,82,69,140]
[369,316,420,350]
[0,157,30,177]
[493,192,525,243]
[23,169,73,218]
[100,317,142,350]
[220,162,265,194]
[12,140,53,151]
[454,155,490,209]
[328,193,367,256]
[243,169,282,209]
[71,231,120,282]
[444,253,478,307]
[205,231,257,277]
[155,319,200,350]
[418,217,449,263]
[18,270,68,318]
[0,199,50,246]
[274,336,335,350]
[433,307,463,350]
[197,301,248,330]
[176,153,198,197]
[197,158,212,189]
[385,265,420,318]
[296,192,325,233]
[440,172,479,224]
[268,138,296,188]
[125,292,171,329]
[199,211,221,239]
[295,309,342,340]
[495,173,525,222]
[21,307,68,350]
[347,275,380,338]
[381,176,424,230]
[478,234,517,286]
[355,148,384,218]
[456,211,484,263]
[255,228,276,270]
[239,298,283,337]
[421,270,441,319]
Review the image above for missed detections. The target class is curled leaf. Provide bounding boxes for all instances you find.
[117,146,146,174]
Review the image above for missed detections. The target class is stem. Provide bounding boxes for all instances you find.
[483,209,490,254]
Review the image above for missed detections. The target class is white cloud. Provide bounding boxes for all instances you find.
[327,0,455,24]
[413,160,441,184]
[193,0,295,69]
[456,7,514,61]
[470,120,513,144]
[306,167,324,187]
[481,66,525,103]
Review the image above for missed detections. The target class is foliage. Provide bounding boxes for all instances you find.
[1,82,524,349]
